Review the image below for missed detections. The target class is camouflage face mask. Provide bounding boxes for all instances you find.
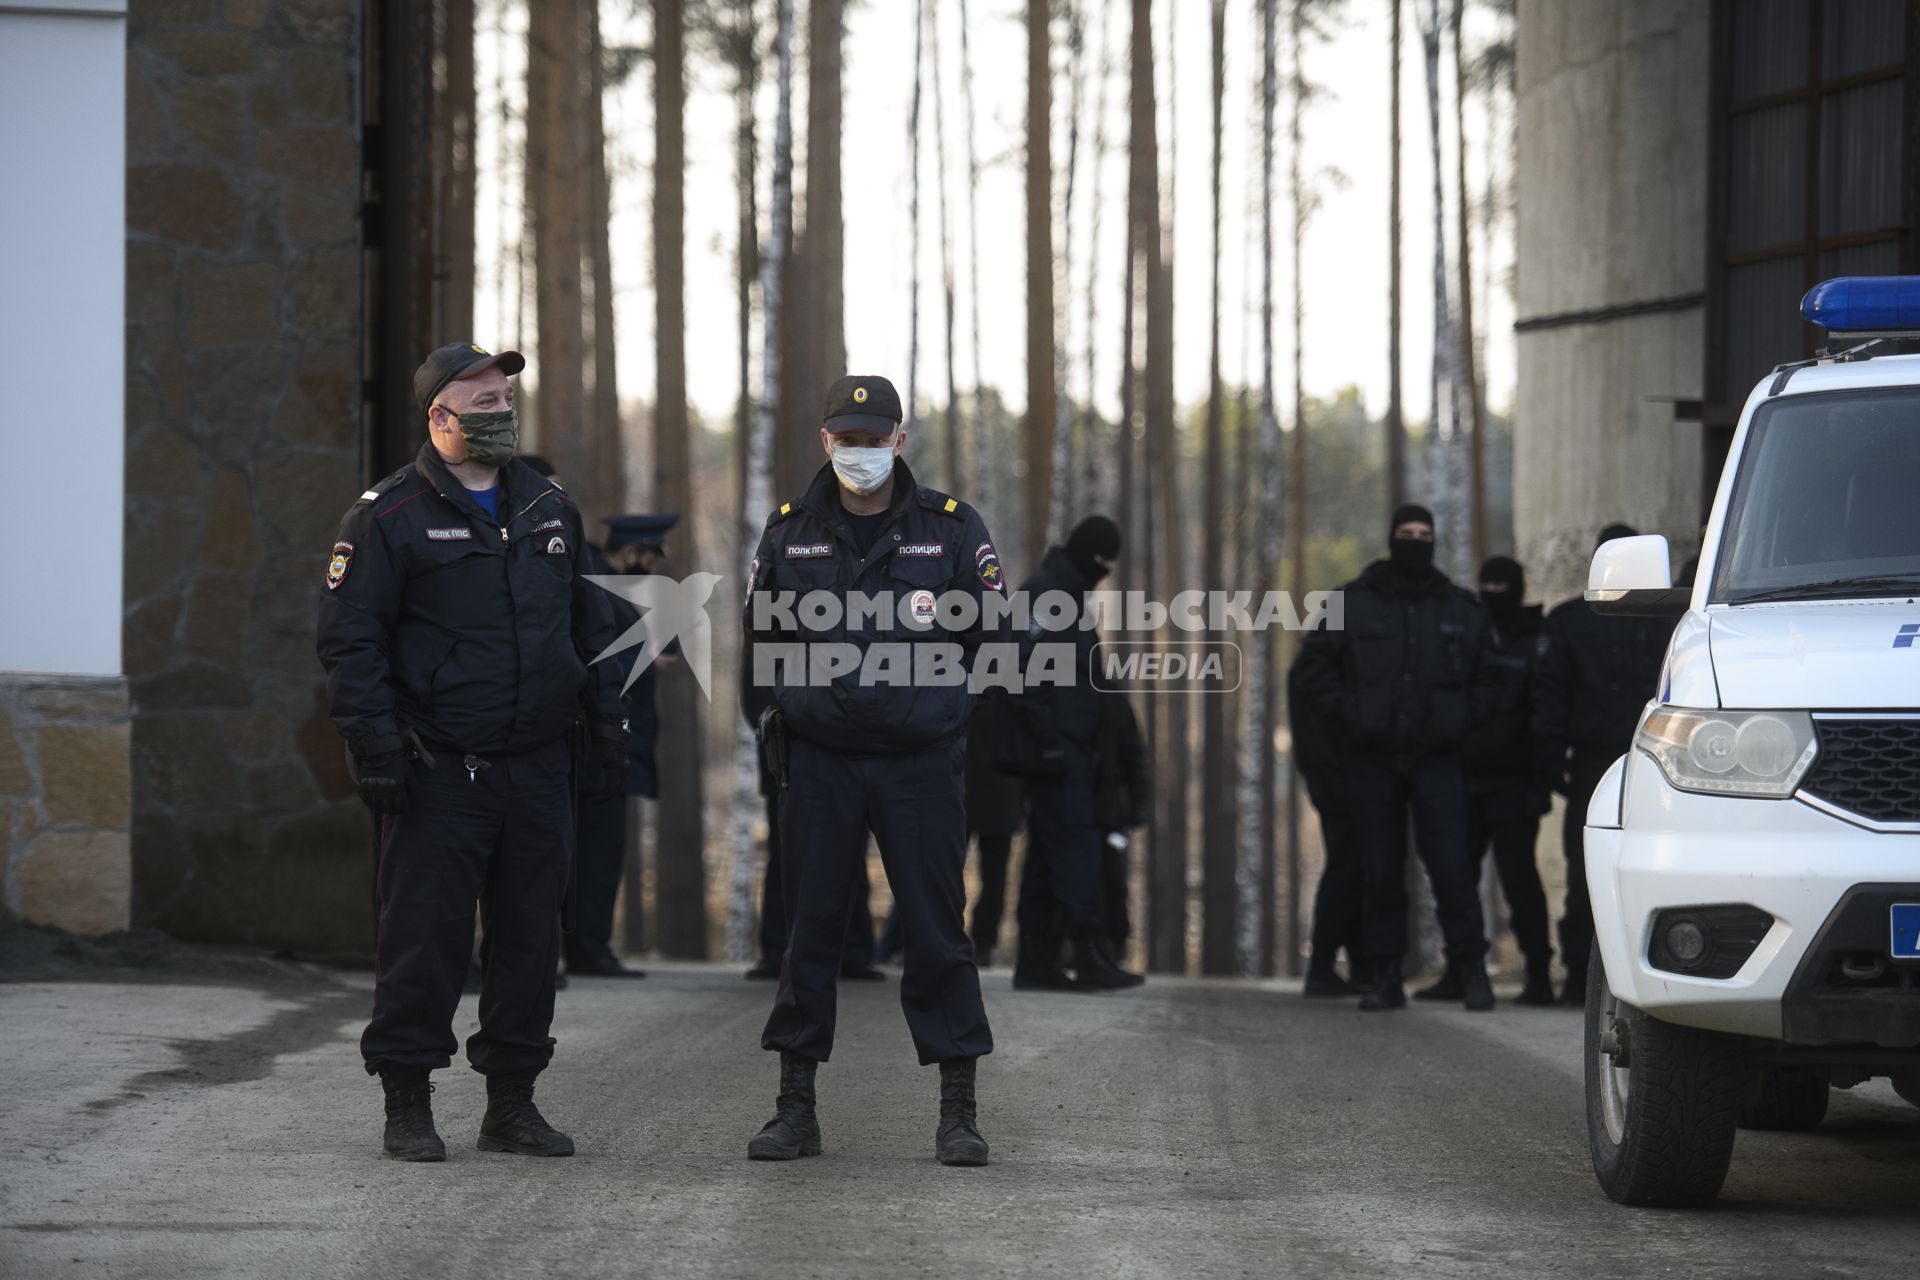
[455,409,518,468]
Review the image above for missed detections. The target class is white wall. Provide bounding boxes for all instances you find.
[0,1,126,676]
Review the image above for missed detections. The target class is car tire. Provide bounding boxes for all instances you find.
[1584,941,1741,1207]
[1740,1068,1829,1131]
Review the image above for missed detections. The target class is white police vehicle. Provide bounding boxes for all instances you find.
[1580,277,1920,1207]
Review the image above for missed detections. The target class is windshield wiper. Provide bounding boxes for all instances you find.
[1730,575,1920,605]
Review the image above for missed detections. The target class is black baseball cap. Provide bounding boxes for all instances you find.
[822,374,903,434]
[414,342,527,414]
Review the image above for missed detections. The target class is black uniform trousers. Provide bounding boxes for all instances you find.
[1349,752,1488,962]
[1558,751,1613,980]
[1304,768,1365,968]
[1467,786,1551,964]
[1017,764,1103,956]
[566,791,626,970]
[763,736,990,1064]
[362,738,571,1078]
[757,787,875,970]
[967,830,1015,957]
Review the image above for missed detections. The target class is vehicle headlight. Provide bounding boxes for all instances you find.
[1634,707,1818,798]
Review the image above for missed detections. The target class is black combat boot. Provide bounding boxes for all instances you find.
[477,1075,576,1156]
[380,1069,446,1162]
[1303,949,1359,997]
[1358,959,1407,1011]
[1413,959,1463,1002]
[748,1052,823,1160]
[1459,956,1495,1011]
[1514,955,1556,1006]
[1072,930,1146,991]
[1012,937,1078,992]
[935,1058,990,1166]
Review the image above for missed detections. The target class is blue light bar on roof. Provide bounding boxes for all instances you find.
[1801,276,1920,335]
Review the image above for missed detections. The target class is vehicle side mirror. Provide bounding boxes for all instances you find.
[1586,534,1689,616]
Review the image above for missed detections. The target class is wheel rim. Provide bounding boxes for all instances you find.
[1598,987,1632,1145]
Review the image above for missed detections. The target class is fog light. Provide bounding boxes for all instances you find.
[1665,920,1709,969]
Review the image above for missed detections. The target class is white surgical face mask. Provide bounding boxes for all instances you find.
[830,436,897,495]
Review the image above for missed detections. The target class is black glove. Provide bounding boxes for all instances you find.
[583,718,630,801]
[353,741,412,814]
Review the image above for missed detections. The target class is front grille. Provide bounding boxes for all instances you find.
[1801,718,1920,824]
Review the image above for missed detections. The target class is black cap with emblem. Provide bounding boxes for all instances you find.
[822,374,904,434]
[414,342,527,414]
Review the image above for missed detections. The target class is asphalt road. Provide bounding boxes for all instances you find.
[4,963,1917,1279]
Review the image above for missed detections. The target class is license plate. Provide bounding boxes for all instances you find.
[1893,904,1920,959]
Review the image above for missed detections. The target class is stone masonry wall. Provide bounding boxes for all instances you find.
[125,0,371,958]
[0,677,133,935]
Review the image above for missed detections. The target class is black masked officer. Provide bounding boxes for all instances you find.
[317,342,627,1162]
[740,374,1006,1167]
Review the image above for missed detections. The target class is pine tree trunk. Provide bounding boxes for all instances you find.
[1206,0,1241,974]
[1238,0,1282,988]
[588,5,622,512]
[1453,0,1486,568]
[1387,0,1405,515]
[733,0,794,959]
[727,0,769,963]
[1285,0,1311,979]
[1050,1,1083,531]
[1420,0,1457,569]
[958,0,984,495]
[908,0,925,433]
[932,0,960,490]
[435,0,476,340]
[808,0,846,421]
[527,0,587,507]
[653,0,709,958]
[1026,0,1057,574]
[1082,0,1114,511]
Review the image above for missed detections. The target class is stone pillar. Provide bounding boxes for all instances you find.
[125,0,371,959]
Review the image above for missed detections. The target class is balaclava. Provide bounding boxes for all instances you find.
[1065,515,1122,585]
[1477,555,1525,628]
[1388,502,1436,580]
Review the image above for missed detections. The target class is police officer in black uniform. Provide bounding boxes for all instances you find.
[1532,523,1674,1005]
[741,374,1000,1166]
[1009,516,1144,992]
[317,342,628,1162]
[563,512,676,978]
[1417,555,1555,1006]
[1293,651,1367,997]
[1293,504,1502,1013]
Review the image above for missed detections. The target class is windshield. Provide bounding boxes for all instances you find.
[1712,385,1920,604]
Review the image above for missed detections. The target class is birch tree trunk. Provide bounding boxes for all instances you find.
[907,0,925,433]
[1026,0,1057,574]
[1387,0,1406,514]
[1452,0,1486,568]
[958,0,984,495]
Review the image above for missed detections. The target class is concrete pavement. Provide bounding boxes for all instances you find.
[3,961,1917,1279]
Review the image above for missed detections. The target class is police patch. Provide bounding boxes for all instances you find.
[974,542,1004,592]
[896,543,945,558]
[533,518,564,534]
[426,527,472,541]
[325,540,353,590]
[546,536,567,555]
[910,589,937,624]
[785,542,833,559]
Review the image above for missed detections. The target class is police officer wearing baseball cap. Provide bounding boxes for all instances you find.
[741,374,1007,1166]
[317,341,629,1162]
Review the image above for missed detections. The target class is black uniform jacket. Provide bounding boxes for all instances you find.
[316,441,625,759]
[1010,547,1105,761]
[1294,559,1501,761]
[1461,602,1544,791]
[741,458,1009,753]
[585,542,661,798]
[1530,596,1673,764]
